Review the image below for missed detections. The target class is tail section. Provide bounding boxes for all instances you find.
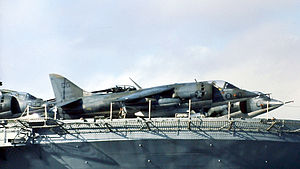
[49,74,90,103]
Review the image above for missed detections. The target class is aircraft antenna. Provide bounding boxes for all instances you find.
[129,77,142,90]
[284,100,294,104]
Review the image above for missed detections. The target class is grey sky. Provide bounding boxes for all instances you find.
[1,0,300,119]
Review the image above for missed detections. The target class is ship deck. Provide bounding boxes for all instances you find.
[1,117,300,147]
[1,117,300,169]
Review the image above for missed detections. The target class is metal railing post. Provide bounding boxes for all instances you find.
[188,99,191,120]
[44,105,47,119]
[26,105,29,116]
[267,101,269,120]
[148,100,151,120]
[228,102,231,120]
[110,102,113,121]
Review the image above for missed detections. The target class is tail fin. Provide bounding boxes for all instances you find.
[49,74,90,103]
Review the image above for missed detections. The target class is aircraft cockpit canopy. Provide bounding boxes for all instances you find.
[16,92,37,100]
[92,85,137,94]
[26,93,37,100]
[113,85,137,92]
[208,80,239,90]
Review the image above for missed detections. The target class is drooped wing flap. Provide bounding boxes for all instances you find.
[116,86,174,102]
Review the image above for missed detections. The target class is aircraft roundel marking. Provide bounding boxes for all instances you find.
[225,93,232,99]
[256,100,263,108]
[195,90,202,98]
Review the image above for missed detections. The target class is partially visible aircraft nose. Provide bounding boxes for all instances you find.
[259,99,284,109]
[268,99,284,108]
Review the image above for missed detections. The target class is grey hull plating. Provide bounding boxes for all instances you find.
[1,117,300,169]
[1,139,300,169]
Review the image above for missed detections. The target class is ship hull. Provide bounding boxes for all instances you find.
[1,139,300,169]
[1,117,300,169]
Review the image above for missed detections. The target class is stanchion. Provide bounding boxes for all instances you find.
[44,105,48,119]
[188,99,191,120]
[228,102,231,120]
[266,101,269,120]
[110,102,113,121]
[148,100,152,120]
[26,105,29,116]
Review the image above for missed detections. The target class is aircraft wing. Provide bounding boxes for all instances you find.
[0,89,17,94]
[115,86,174,102]
[57,98,82,108]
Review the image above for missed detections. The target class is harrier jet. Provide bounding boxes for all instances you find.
[0,89,44,118]
[49,74,258,119]
[205,92,285,118]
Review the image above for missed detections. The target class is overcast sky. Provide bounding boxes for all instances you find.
[1,0,300,119]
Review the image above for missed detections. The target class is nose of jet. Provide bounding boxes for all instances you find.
[266,99,284,108]
[258,98,284,110]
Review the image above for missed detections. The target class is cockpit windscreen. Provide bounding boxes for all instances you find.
[208,80,239,90]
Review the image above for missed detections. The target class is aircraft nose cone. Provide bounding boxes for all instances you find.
[268,99,284,108]
[259,99,284,110]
